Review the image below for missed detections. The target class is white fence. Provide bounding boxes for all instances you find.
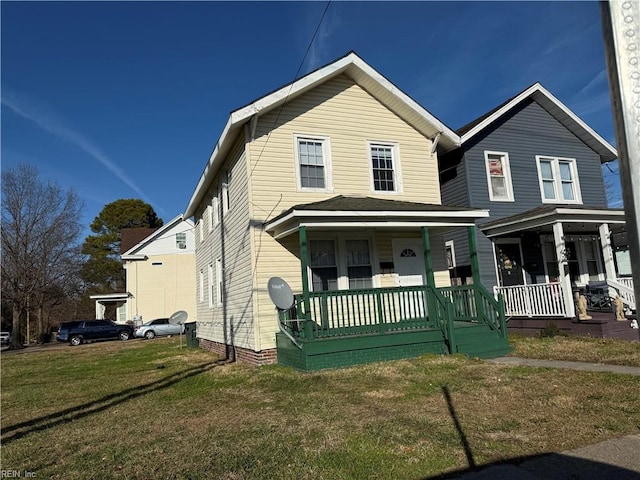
[608,277,636,311]
[494,283,568,318]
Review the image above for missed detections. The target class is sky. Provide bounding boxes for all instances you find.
[1,1,623,238]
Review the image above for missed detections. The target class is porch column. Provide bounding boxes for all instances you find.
[299,226,313,339]
[553,222,575,318]
[467,226,481,285]
[599,223,617,281]
[421,227,436,287]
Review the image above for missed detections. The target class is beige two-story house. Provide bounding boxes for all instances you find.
[185,52,509,370]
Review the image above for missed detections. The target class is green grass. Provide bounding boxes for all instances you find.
[509,334,640,366]
[2,337,640,479]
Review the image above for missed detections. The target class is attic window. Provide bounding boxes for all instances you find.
[176,232,186,249]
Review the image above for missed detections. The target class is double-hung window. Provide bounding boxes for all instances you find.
[346,240,373,289]
[208,264,214,308]
[296,136,331,191]
[309,240,338,291]
[536,156,582,204]
[484,151,514,201]
[370,143,400,193]
[176,232,186,250]
[216,258,223,306]
[308,238,374,291]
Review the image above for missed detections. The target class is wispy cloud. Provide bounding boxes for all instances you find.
[305,3,338,73]
[1,89,154,205]
[542,23,599,57]
[575,69,608,97]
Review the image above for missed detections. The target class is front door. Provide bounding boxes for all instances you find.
[392,239,426,319]
[495,241,524,287]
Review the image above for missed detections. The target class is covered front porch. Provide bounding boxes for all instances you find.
[480,206,637,339]
[264,196,511,370]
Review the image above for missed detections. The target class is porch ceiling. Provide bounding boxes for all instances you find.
[480,205,627,238]
[264,195,488,239]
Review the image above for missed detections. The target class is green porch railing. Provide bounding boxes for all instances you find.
[438,285,507,339]
[278,285,464,351]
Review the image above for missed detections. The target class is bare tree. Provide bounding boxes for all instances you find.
[1,164,84,348]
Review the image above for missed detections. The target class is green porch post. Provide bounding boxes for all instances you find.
[468,225,485,320]
[299,226,314,340]
[421,227,436,288]
[467,226,481,285]
[421,227,437,329]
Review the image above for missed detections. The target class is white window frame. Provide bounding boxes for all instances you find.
[445,240,456,269]
[484,151,514,202]
[306,234,378,291]
[535,156,582,204]
[222,172,230,216]
[207,204,213,232]
[294,135,333,192]
[199,218,204,243]
[215,258,223,307]
[198,269,204,303]
[176,232,187,250]
[207,264,214,308]
[368,141,402,194]
[213,195,219,226]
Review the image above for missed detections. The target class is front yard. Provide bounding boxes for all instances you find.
[1,336,639,479]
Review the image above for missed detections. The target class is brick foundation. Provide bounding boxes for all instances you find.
[198,338,277,366]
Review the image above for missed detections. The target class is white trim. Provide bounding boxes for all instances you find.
[460,83,617,160]
[207,204,213,233]
[198,269,204,303]
[208,264,214,308]
[266,208,489,233]
[535,156,583,204]
[199,218,204,243]
[484,151,514,202]
[213,194,220,227]
[273,221,479,240]
[222,172,230,216]
[294,134,333,192]
[216,258,223,307]
[368,141,402,194]
[445,240,456,269]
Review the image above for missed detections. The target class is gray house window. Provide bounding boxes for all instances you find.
[484,151,514,201]
[536,156,582,204]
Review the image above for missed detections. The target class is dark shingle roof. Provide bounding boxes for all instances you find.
[120,228,159,254]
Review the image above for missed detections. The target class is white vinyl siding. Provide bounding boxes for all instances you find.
[484,151,514,201]
[294,135,333,192]
[536,156,582,204]
[370,142,401,193]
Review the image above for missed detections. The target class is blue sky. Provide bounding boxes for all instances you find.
[1,1,622,235]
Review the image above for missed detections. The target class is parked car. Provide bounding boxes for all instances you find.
[134,318,183,339]
[0,331,11,345]
[56,320,133,346]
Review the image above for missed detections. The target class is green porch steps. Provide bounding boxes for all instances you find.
[277,322,510,371]
[453,323,512,359]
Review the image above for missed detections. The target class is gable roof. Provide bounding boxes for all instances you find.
[458,82,617,163]
[120,228,159,254]
[184,51,459,218]
[121,214,194,258]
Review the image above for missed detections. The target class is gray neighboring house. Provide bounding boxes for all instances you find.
[439,83,635,333]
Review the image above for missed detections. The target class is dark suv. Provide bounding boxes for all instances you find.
[56,320,133,346]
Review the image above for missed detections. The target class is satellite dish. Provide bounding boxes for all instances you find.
[267,277,295,310]
[169,310,188,325]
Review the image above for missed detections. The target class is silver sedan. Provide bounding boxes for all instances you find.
[134,318,183,339]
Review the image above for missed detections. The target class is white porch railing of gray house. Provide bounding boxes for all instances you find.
[607,277,636,310]
[493,283,568,317]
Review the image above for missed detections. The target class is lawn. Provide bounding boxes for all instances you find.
[1,337,639,479]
